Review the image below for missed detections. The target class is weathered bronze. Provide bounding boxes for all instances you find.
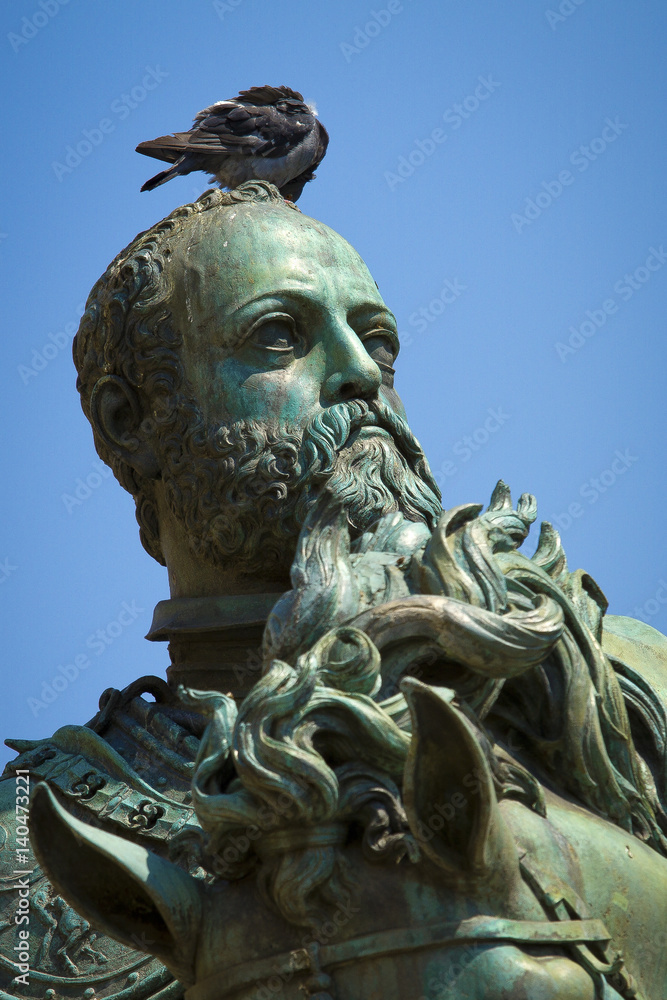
[2,182,667,999]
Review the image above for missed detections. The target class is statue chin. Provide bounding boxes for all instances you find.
[160,399,443,578]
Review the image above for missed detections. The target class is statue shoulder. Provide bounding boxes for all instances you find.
[0,677,206,999]
[603,614,667,702]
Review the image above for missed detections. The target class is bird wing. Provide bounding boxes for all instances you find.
[135,133,193,163]
[194,101,315,158]
[136,100,314,165]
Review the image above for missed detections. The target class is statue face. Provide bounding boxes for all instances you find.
[168,203,407,431]
[146,201,441,579]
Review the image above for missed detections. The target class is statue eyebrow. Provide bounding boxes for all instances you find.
[347,303,397,327]
[230,288,320,315]
[230,288,398,324]
[347,307,400,352]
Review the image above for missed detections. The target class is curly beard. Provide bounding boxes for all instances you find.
[158,398,442,577]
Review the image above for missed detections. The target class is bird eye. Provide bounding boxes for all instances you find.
[249,316,298,352]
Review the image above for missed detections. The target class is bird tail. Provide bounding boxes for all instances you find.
[140,164,181,192]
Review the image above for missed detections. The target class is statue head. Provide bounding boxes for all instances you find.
[74,182,441,595]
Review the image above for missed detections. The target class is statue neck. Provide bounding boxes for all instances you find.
[147,593,281,698]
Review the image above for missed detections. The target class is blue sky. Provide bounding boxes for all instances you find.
[1,0,666,768]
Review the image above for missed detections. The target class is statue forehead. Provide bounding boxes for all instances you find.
[166,203,382,325]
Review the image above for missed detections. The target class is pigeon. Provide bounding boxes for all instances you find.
[136,85,328,201]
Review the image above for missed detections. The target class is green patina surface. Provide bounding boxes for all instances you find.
[1,182,664,1000]
[167,201,406,430]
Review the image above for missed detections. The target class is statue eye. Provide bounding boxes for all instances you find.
[250,317,298,352]
[362,332,397,384]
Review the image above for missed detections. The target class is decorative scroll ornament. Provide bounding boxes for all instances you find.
[260,482,667,853]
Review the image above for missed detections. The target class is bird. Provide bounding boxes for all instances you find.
[136,85,328,201]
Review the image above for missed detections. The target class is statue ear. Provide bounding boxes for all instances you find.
[90,375,160,479]
[401,679,511,879]
[30,783,201,987]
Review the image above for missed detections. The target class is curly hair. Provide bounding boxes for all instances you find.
[72,181,299,563]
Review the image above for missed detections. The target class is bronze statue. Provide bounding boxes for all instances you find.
[2,181,667,998]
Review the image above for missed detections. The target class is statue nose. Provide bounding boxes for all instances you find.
[322,330,382,403]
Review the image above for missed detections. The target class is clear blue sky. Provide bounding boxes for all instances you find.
[1,0,666,769]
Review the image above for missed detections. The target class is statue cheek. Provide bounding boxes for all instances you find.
[203,356,282,424]
[221,367,320,429]
[380,384,408,421]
